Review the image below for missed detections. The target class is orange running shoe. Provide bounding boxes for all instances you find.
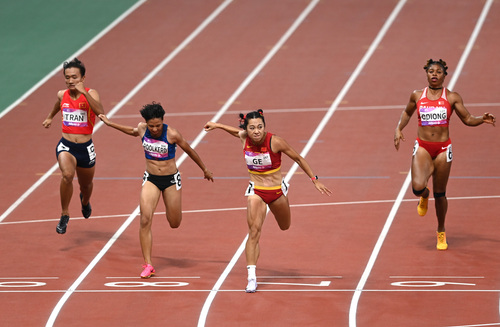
[417,189,429,216]
[436,232,448,251]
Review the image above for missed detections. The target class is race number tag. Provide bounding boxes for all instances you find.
[446,144,453,162]
[412,140,419,156]
[245,181,255,196]
[87,143,96,165]
[173,171,182,190]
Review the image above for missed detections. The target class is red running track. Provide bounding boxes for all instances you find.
[0,0,499,326]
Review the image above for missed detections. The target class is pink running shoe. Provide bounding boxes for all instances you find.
[140,264,155,278]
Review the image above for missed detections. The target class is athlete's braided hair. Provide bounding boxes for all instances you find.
[63,58,86,77]
[423,58,448,75]
[239,109,265,129]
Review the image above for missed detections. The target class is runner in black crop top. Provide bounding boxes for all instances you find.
[100,102,213,278]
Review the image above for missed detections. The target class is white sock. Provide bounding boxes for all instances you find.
[247,265,256,280]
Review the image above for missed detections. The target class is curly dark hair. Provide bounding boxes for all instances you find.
[140,101,165,121]
[423,58,448,75]
[63,58,86,76]
[239,109,265,129]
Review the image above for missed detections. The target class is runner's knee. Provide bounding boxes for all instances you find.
[412,187,427,196]
[434,191,446,199]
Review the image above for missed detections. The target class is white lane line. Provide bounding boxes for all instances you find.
[199,0,411,325]
[196,1,322,325]
[2,194,498,226]
[110,102,500,118]
[259,281,332,287]
[348,1,495,326]
[0,0,147,119]
[44,1,234,326]
[0,1,148,222]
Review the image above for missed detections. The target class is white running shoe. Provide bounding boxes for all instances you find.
[245,278,257,293]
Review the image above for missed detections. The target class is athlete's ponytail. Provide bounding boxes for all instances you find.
[239,109,265,129]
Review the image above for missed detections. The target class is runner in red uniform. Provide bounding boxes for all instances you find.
[205,110,332,292]
[394,59,496,250]
[42,58,104,234]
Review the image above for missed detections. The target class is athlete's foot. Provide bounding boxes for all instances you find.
[56,215,70,234]
[436,231,448,250]
[245,278,257,293]
[80,193,92,219]
[417,190,429,216]
[140,264,155,278]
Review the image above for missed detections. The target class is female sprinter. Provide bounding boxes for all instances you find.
[42,58,104,234]
[99,102,213,278]
[204,110,331,292]
[394,59,495,250]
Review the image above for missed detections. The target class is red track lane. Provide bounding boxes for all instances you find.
[0,0,499,326]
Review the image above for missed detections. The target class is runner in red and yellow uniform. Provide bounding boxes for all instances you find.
[205,109,331,293]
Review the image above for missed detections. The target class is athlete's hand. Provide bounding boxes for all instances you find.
[203,168,214,182]
[313,180,332,196]
[204,122,217,132]
[42,118,52,128]
[75,81,86,94]
[98,114,111,126]
[394,129,405,151]
[483,112,496,126]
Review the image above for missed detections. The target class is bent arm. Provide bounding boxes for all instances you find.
[451,92,496,126]
[394,91,418,150]
[171,128,214,182]
[273,136,332,195]
[42,96,62,128]
[85,89,105,116]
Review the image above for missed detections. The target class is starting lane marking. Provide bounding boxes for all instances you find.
[257,276,340,288]
[105,281,189,288]
[0,277,58,288]
[391,281,476,288]
[390,276,483,288]
[104,276,200,288]
[0,281,46,287]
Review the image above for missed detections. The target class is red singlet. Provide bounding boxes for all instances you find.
[244,132,281,174]
[60,88,96,134]
[417,87,452,127]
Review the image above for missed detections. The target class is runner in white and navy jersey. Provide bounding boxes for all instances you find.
[99,102,213,279]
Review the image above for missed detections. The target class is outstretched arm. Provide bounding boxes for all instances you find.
[204,121,242,137]
[98,114,141,136]
[170,127,214,182]
[451,91,496,127]
[272,135,332,196]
